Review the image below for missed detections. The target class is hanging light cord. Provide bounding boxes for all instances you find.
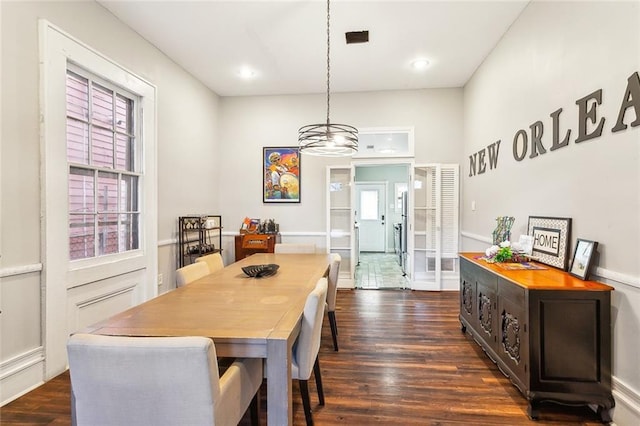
[297,0,358,156]
[326,0,331,126]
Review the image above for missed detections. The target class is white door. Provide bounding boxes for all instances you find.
[356,183,386,252]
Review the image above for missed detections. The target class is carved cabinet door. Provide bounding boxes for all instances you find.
[497,291,529,387]
[477,280,498,352]
[459,261,476,329]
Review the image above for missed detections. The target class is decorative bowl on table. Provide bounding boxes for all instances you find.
[241,264,279,278]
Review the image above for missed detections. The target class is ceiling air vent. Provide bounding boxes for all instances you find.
[345,31,369,44]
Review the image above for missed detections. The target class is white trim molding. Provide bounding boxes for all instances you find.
[158,238,176,247]
[612,377,640,425]
[75,284,137,310]
[0,347,44,381]
[461,230,492,244]
[0,347,45,406]
[222,231,327,237]
[278,231,326,237]
[593,267,640,291]
[0,263,42,278]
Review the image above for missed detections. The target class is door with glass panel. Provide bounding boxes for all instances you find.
[326,166,355,288]
[355,182,386,252]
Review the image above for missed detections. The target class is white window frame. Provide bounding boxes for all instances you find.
[40,20,157,288]
[40,20,158,378]
[65,64,142,262]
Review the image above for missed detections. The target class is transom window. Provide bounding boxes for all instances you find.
[66,67,141,260]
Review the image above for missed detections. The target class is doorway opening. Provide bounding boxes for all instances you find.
[356,252,408,289]
[354,163,410,289]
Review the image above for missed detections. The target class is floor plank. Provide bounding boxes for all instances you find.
[1,290,605,425]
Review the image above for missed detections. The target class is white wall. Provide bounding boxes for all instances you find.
[217,88,463,256]
[462,1,640,424]
[1,0,220,403]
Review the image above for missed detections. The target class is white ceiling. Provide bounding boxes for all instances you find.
[99,0,530,97]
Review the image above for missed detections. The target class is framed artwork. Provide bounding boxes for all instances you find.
[527,216,572,270]
[263,147,301,203]
[569,239,598,280]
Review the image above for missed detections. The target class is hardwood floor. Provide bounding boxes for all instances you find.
[1,290,605,425]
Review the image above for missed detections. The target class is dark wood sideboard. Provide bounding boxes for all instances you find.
[234,234,280,262]
[458,253,614,422]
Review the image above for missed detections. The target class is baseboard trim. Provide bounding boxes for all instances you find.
[337,278,354,289]
[410,279,459,291]
[0,347,45,406]
[612,376,640,424]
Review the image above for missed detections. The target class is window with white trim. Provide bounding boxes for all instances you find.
[66,66,141,260]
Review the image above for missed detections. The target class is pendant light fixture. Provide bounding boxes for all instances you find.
[298,0,358,156]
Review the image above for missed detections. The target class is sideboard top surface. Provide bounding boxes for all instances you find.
[460,252,614,291]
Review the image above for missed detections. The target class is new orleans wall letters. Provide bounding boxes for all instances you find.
[468,71,640,177]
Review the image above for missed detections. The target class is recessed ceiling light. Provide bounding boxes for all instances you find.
[411,59,430,70]
[238,67,256,79]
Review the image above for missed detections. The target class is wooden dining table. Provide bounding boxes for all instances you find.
[84,252,333,425]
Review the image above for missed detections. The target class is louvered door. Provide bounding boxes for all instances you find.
[411,164,459,290]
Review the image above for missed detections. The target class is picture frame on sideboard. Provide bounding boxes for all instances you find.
[569,238,598,280]
[527,216,572,270]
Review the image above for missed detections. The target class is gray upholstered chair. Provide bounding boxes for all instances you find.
[67,334,262,426]
[274,243,316,253]
[196,252,225,274]
[326,253,341,351]
[176,261,209,287]
[292,277,328,425]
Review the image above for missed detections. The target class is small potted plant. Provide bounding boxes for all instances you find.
[485,241,526,263]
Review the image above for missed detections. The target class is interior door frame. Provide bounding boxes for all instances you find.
[351,158,415,281]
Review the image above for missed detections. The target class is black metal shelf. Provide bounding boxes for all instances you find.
[178,215,222,267]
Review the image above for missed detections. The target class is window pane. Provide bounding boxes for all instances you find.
[115,134,134,171]
[69,214,95,260]
[66,72,88,121]
[120,175,138,212]
[91,127,114,168]
[69,167,95,213]
[116,94,132,133]
[91,83,113,129]
[120,213,139,251]
[67,119,89,164]
[66,67,141,259]
[360,190,378,220]
[98,213,119,255]
[97,172,118,212]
